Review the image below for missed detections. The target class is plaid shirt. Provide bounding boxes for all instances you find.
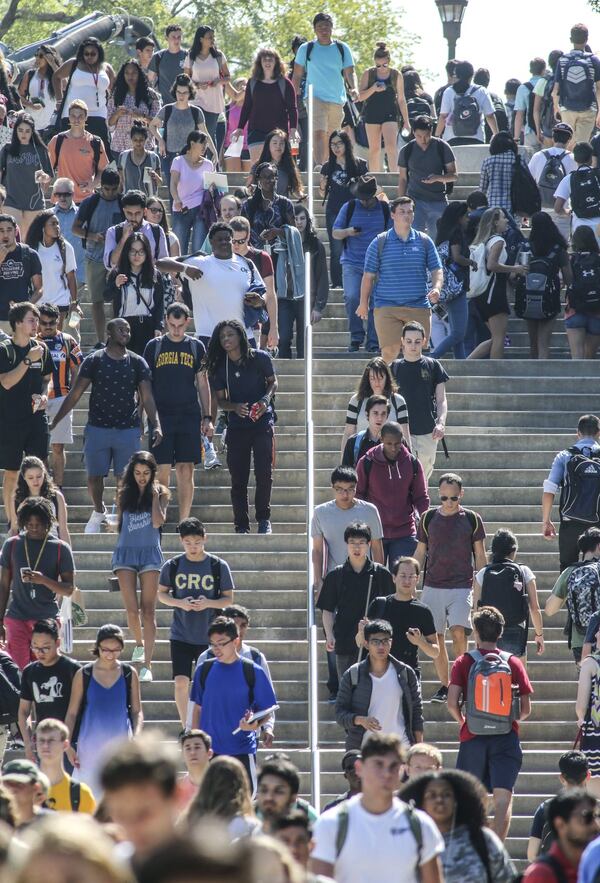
[480,153,528,213]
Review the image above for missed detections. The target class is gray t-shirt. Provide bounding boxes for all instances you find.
[1,536,74,621]
[159,554,234,644]
[148,48,187,105]
[310,500,384,573]
[1,144,53,211]
[157,104,205,153]
[398,137,455,203]
[84,197,124,263]
[119,150,161,197]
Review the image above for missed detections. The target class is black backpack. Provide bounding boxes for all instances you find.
[452,87,481,137]
[479,561,529,627]
[0,652,21,725]
[570,167,600,219]
[559,52,596,112]
[406,96,431,127]
[560,445,600,524]
[198,656,256,706]
[537,798,555,855]
[523,82,537,131]
[537,151,567,209]
[539,76,557,138]
[569,252,600,314]
[514,249,561,319]
[490,93,509,135]
[511,157,542,216]
[167,553,222,599]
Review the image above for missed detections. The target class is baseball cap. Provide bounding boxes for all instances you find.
[341,749,361,770]
[2,759,40,784]
[553,122,574,137]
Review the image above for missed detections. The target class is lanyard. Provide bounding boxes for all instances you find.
[24,532,50,573]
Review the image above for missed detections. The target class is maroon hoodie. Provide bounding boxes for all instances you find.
[356,443,429,539]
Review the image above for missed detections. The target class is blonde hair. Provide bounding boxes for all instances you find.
[68,98,88,116]
[471,206,504,247]
[13,815,134,883]
[406,742,443,767]
[186,756,254,824]
[35,717,68,740]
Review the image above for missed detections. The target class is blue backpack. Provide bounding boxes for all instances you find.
[559,52,596,111]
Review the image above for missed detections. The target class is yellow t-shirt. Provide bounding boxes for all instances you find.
[48,773,96,814]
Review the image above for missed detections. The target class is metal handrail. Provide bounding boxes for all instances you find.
[304,85,321,810]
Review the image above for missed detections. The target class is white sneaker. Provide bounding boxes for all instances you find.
[84,508,107,534]
[204,444,222,469]
[139,666,153,682]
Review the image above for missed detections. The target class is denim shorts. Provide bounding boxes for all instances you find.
[498,625,528,657]
[457,729,523,792]
[564,312,600,334]
[84,425,141,478]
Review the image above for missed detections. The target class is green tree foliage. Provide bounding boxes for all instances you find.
[0,0,416,77]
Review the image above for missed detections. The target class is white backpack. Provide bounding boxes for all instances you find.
[467,241,490,298]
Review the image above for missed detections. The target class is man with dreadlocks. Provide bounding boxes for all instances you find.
[205,320,277,535]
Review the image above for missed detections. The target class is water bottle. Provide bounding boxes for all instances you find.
[518,243,530,269]
[67,307,80,331]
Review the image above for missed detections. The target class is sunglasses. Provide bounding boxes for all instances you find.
[574,809,600,824]
[440,495,460,502]
[38,320,57,327]
[55,192,73,197]
[232,237,248,244]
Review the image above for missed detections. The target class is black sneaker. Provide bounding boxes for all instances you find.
[328,692,338,704]
[235,526,250,534]
[430,685,448,703]
[347,341,361,353]
[257,519,272,534]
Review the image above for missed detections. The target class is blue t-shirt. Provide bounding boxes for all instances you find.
[52,204,85,284]
[513,77,543,134]
[79,349,151,429]
[364,227,442,308]
[210,350,275,430]
[294,39,353,104]
[190,658,277,755]
[159,554,235,644]
[333,200,392,269]
[76,196,123,264]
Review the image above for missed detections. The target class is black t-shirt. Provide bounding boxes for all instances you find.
[317,560,395,655]
[143,334,205,417]
[321,158,369,218]
[210,350,275,430]
[79,349,151,429]
[391,357,449,436]
[20,655,81,722]
[342,432,379,467]
[0,245,42,320]
[367,595,436,672]
[0,338,53,423]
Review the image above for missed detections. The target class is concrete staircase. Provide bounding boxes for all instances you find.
[3,165,597,865]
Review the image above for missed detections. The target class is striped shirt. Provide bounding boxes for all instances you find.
[364,227,442,308]
[41,332,83,399]
[345,392,409,431]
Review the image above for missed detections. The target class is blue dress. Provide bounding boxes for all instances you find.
[111,509,163,573]
[74,666,132,797]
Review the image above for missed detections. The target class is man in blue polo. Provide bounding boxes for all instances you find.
[357,196,443,364]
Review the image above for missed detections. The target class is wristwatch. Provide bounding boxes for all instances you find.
[23,357,32,366]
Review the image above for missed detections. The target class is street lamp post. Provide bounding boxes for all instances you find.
[435,0,469,61]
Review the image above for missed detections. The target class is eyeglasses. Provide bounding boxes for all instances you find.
[98,645,122,655]
[333,485,355,494]
[30,644,53,653]
[232,237,248,244]
[208,638,234,650]
[330,140,344,147]
[129,248,146,256]
[38,320,56,327]
[369,637,392,646]
[439,495,460,502]
[574,809,600,824]
[147,206,164,214]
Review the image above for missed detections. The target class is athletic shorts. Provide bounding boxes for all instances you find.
[46,396,73,445]
[498,625,528,658]
[152,414,202,466]
[85,258,108,305]
[456,729,523,792]
[421,586,473,634]
[170,639,208,680]
[0,415,49,471]
[564,312,600,335]
[83,425,141,478]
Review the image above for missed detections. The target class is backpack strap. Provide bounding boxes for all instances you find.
[306,39,345,69]
[207,554,222,599]
[167,554,183,593]
[69,779,81,812]
[249,646,262,665]
[53,133,67,171]
[353,430,367,464]
[335,802,350,857]
[199,656,255,706]
[405,804,423,873]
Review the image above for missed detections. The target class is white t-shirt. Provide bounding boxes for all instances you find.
[440,84,494,143]
[184,253,262,338]
[554,167,600,236]
[312,795,444,883]
[366,664,409,747]
[528,147,577,182]
[475,564,535,588]
[38,240,76,306]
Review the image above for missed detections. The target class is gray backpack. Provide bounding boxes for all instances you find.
[465,649,519,735]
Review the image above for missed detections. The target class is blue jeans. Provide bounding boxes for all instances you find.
[383,536,417,568]
[413,200,447,237]
[342,263,378,350]
[431,294,468,359]
[172,206,207,255]
[326,217,343,288]
[278,298,305,359]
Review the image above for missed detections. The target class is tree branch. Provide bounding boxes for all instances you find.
[0,0,23,39]
[17,11,78,21]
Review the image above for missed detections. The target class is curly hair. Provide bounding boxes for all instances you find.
[254,129,303,198]
[117,451,167,528]
[74,37,105,66]
[14,455,57,513]
[26,209,69,289]
[111,59,153,110]
[203,319,254,378]
[356,357,396,400]
[399,769,493,883]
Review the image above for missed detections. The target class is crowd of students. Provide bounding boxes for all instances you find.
[0,10,600,883]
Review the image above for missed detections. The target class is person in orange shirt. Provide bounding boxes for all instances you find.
[47,100,108,204]
[177,728,213,809]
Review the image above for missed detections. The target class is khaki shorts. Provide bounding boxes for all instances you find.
[46,396,73,445]
[374,305,432,350]
[421,586,473,634]
[313,98,344,133]
[85,258,108,305]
